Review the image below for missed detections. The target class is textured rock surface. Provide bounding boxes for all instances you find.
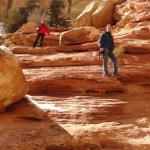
[2,32,60,47]
[60,26,100,45]
[23,66,125,95]
[76,0,100,27]
[114,0,150,38]
[76,0,124,28]
[113,0,150,58]
[0,46,28,112]
[114,0,150,24]
[0,0,150,149]
[17,22,38,34]
[0,96,74,150]
[92,0,114,28]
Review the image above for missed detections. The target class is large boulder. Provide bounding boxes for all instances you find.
[92,0,113,28]
[0,46,28,112]
[76,0,100,27]
[76,0,125,28]
[60,26,100,45]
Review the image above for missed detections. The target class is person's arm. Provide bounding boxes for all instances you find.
[45,25,50,35]
[112,34,115,50]
[98,33,106,52]
[35,24,41,33]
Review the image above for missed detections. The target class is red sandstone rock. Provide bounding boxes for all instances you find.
[3,32,60,47]
[13,50,150,69]
[76,0,124,28]
[17,22,38,34]
[0,96,75,149]
[23,66,125,95]
[17,22,69,34]
[0,46,28,112]
[76,1,100,27]
[0,0,150,149]
[115,38,150,54]
[114,0,150,23]
[11,42,99,54]
[60,27,100,45]
[114,22,150,39]
[16,51,99,68]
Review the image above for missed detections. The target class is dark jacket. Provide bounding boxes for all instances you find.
[98,31,114,50]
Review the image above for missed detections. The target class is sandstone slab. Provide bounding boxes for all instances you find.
[16,51,99,68]
[11,42,99,54]
[60,27,100,45]
[23,65,125,95]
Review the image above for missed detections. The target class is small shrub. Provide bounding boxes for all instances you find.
[5,7,28,33]
[114,46,124,57]
[4,0,39,33]
[46,0,69,27]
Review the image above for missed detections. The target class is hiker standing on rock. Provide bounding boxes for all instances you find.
[33,20,49,48]
[98,24,118,77]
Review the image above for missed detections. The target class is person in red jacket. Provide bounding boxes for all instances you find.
[33,20,49,47]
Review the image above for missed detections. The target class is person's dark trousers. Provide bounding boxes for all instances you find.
[103,48,118,75]
[33,33,45,47]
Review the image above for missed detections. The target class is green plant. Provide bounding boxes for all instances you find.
[46,0,69,27]
[26,0,39,14]
[114,46,124,57]
[4,0,39,33]
[5,7,28,33]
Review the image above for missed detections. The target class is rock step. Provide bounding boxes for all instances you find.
[16,51,99,68]
[6,33,60,46]
[27,33,60,46]
[23,64,150,96]
[117,64,150,84]
[15,52,150,68]
[11,42,99,54]
[32,85,150,124]
[11,39,150,55]
[33,95,127,124]
[23,65,125,96]
[115,39,150,54]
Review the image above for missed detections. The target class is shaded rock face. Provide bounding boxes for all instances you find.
[76,0,125,28]
[0,96,74,150]
[0,46,28,112]
[92,0,114,28]
[76,0,100,27]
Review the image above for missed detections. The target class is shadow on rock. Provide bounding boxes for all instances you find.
[0,96,76,150]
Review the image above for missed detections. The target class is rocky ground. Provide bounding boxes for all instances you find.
[0,0,150,149]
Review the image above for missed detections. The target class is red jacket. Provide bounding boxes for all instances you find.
[37,23,49,35]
